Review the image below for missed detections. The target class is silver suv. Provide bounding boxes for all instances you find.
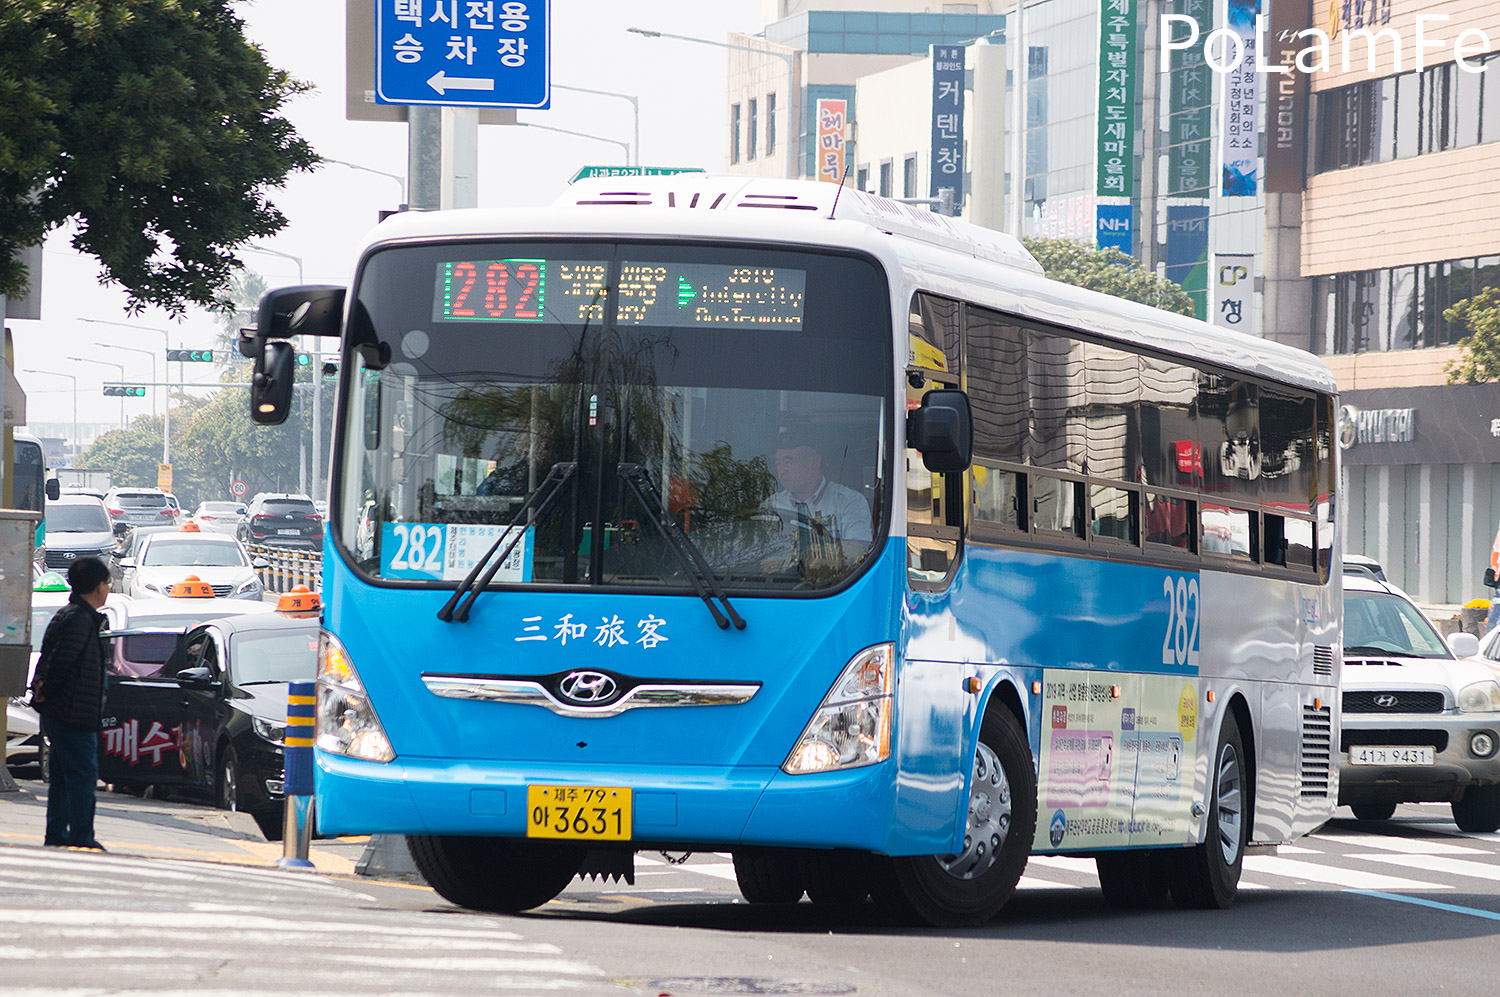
[1340,574,1500,831]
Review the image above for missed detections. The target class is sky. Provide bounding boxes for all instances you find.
[13,0,762,432]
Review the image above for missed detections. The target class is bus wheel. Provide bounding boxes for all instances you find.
[407,836,583,913]
[1095,851,1169,908]
[1168,713,1249,909]
[732,850,805,903]
[799,852,871,905]
[885,708,1036,928]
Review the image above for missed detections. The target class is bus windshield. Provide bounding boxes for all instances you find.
[336,240,892,594]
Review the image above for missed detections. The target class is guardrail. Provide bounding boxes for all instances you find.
[248,544,323,593]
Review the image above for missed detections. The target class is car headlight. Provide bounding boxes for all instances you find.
[251,716,285,743]
[316,629,395,763]
[783,643,895,774]
[1457,680,1500,713]
[235,577,260,594]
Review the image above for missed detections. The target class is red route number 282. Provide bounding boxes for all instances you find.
[446,260,542,320]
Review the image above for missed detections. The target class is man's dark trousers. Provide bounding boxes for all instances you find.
[42,716,99,847]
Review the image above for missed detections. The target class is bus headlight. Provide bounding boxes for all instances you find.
[317,629,395,763]
[1458,680,1500,713]
[783,643,894,775]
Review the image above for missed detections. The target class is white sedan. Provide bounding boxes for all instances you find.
[122,533,268,602]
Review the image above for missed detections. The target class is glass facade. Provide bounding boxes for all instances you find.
[1313,256,1500,354]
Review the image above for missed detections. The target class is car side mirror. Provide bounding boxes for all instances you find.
[251,558,270,569]
[251,340,297,425]
[1485,567,1497,588]
[118,558,135,570]
[46,478,60,501]
[906,388,973,473]
[176,666,215,687]
[1449,632,1481,658]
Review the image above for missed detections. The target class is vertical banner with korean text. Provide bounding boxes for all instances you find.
[1265,0,1311,192]
[1096,0,1138,198]
[815,99,848,184]
[1166,0,1213,196]
[930,45,966,213]
[1166,205,1210,318]
[1221,0,1259,196]
[1213,254,1254,329]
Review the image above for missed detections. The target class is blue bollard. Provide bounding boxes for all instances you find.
[277,680,317,870]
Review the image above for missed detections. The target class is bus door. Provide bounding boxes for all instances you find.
[99,630,194,789]
[906,294,965,588]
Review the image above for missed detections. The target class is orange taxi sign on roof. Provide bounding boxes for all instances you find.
[168,575,215,598]
[180,520,201,532]
[276,584,321,615]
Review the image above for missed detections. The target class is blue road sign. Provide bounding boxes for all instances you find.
[376,1,550,109]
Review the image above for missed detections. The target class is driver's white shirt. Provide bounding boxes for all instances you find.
[765,476,872,545]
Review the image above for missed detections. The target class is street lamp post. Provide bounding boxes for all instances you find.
[79,319,171,465]
[553,84,640,166]
[25,369,78,465]
[517,121,631,164]
[68,356,127,429]
[627,26,799,180]
[97,343,158,420]
[245,246,325,506]
[323,157,407,207]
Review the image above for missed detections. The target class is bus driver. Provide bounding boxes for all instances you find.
[763,425,871,571]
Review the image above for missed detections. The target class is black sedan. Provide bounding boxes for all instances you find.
[100,613,319,839]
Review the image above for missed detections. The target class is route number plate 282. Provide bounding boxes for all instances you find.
[526,785,632,841]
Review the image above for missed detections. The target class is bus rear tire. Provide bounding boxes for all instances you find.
[407,835,582,913]
[1095,851,1170,908]
[882,707,1036,928]
[1168,713,1249,910]
[732,850,805,903]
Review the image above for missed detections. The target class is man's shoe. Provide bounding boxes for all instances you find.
[78,841,107,851]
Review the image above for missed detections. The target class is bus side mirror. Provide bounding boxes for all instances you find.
[45,478,60,501]
[251,341,297,425]
[243,285,346,358]
[907,389,973,473]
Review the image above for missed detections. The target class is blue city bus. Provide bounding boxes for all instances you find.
[248,176,1341,926]
[11,430,49,550]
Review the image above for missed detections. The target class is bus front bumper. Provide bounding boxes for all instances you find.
[314,751,931,854]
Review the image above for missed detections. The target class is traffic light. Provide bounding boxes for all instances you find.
[295,352,311,367]
[166,348,214,362]
[104,385,147,397]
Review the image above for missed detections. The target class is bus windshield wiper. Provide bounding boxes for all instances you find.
[438,462,578,623]
[617,463,746,631]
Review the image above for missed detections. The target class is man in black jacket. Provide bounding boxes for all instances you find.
[30,556,112,850]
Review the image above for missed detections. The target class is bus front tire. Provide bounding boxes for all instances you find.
[881,707,1036,928]
[1168,713,1249,910]
[731,849,805,903]
[407,835,583,913]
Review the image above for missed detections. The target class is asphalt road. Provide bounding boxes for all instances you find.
[1,784,1498,996]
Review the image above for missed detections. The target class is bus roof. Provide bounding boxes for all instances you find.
[360,175,1336,396]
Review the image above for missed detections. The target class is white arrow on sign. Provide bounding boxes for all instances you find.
[427,71,496,96]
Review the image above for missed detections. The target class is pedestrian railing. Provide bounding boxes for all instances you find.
[248,544,323,593]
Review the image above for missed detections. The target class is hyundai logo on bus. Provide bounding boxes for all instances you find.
[558,670,619,705]
[1338,405,1416,450]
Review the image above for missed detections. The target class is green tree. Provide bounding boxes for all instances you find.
[1022,237,1197,317]
[1444,287,1500,384]
[0,1,316,313]
[210,268,269,357]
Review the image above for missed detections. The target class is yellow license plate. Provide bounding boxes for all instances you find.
[526,785,632,841]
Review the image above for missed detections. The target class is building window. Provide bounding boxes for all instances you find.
[1316,255,1500,354]
[903,154,918,198]
[730,103,741,165]
[857,164,870,192]
[767,93,777,156]
[879,159,893,197]
[748,98,758,161]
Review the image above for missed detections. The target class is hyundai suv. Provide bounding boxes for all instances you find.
[239,493,323,548]
[1340,574,1500,831]
[105,487,182,532]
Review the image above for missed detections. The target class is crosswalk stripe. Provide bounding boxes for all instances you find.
[0,909,527,940]
[1244,855,1449,891]
[1315,833,1485,856]
[1354,852,1500,882]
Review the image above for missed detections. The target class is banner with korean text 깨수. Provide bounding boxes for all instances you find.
[1166,0,1213,197]
[930,45,966,213]
[1220,0,1258,196]
[816,98,848,184]
[1165,205,1209,320]
[1213,254,1254,330]
[1095,0,1138,198]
